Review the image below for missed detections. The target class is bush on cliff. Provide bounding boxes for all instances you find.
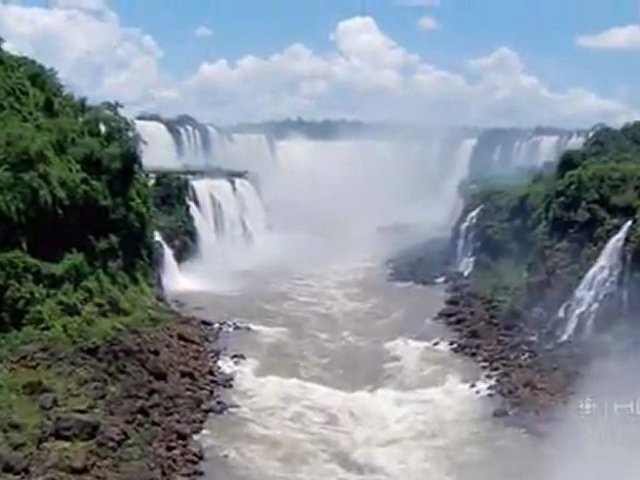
[0,42,155,334]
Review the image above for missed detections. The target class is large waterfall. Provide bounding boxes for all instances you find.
[455,206,483,277]
[138,117,584,290]
[558,220,633,342]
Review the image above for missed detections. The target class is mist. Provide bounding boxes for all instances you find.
[537,332,640,479]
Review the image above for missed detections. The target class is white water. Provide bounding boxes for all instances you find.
[179,264,538,480]
[135,120,181,169]
[189,177,265,246]
[159,130,552,479]
[488,132,585,171]
[154,231,189,292]
[135,119,274,173]
[447,138,478,221]
[144,123,590,479]
[235,178,268,240]
[558,220,633,342]
[455,206,483,277]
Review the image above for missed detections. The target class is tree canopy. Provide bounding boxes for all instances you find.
[0,45,155,332]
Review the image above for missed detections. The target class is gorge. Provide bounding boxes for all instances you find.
[2,40,640,480]
[143,114,638,479]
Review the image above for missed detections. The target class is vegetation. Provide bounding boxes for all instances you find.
[0,41,156,335]
[465,122,640,316]
[0,42,175,474]
[151,174,196,263]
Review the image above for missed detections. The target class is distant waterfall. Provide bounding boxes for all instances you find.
[136,120,181,169]
[154,231,186,292]
[470,130,586,180]
[558,220,633,342]
[134,119,275,173]
[448,137,478,220]
[455,206,483,277]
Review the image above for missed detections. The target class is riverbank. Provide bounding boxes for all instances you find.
[437,283,581,416]
[0,313,225,479]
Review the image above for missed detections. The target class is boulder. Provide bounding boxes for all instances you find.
[0,450,28,475]
[38,393,58,411]
[53,415,100,441]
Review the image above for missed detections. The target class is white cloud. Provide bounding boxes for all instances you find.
[0,3,635,127]
[194,25,213,38]
[576,25,640,50]
[417,15,439,31]
[0,3,166,108]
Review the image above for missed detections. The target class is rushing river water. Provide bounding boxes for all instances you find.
[174,259,541,480]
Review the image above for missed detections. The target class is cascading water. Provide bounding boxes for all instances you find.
[135,120,180,169]
[154,231,186,292]
[455,206,483,277]
[558,220,633,342]
[475,130,586,179]
[187,176,268,268]
[234,178,268,240]
[447,137,478,222]
[134,119,275,173]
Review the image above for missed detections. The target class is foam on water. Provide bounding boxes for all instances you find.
[211,357,486,480]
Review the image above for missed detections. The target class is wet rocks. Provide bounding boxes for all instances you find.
[435,284,577,414]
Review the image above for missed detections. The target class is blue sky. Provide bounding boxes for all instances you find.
[117,0,640,94]
[2,0,640,126]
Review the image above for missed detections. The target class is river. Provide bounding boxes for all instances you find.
[174,257,541,480]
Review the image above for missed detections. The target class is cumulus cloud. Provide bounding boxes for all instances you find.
[0,3,635,127]
[0,2,167,108]
[177,18,635,126]
[194,25,213,38]
[417,15,439,31]
[576,25,640,50]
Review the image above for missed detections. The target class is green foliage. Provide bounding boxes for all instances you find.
[151,174,196,263]
[467,121,640,312]
[0,45,155,334]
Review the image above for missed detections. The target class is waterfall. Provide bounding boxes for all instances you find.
[135,119,275,172]
[154,231,185,292]
[558,220,633,342]
[447,137,478,221]
[188,177,267,253]
[471,130,586,180]
[235,178,268,240]
[135,120,180,169]
[455,206,483,277]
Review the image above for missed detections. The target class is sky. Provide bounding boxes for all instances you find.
[1,0,640,127]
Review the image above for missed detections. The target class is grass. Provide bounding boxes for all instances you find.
[0,290,174,463]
